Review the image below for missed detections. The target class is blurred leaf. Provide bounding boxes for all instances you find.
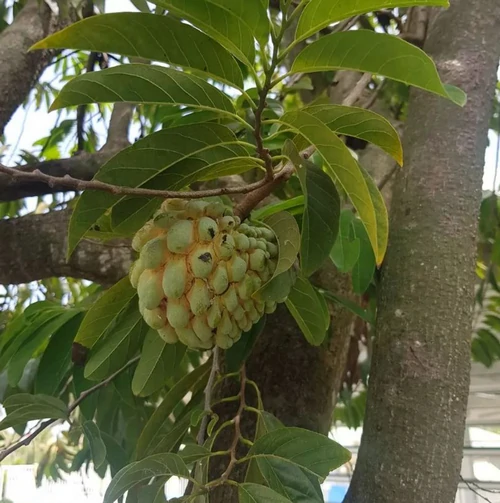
[136,359,211,459]
[292,31,465,106]
[132,331,186,397]
[321,291,374,325]
[35,312,84,395]
[104,453,189,503]
[74,277,136,350]
[239,484,293,503]
[83,420,107,469]
[0,394,67,431]
[84,304,146,381]
[33,13,243,88]
[252,196,305,221]
[285,276,329,346]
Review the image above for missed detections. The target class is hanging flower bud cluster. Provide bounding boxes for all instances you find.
[129,199,280,350]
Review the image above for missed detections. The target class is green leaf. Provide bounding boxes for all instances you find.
[35,313,85,395]
[358,163,388,267]
[226,316,267,372]
[0,394,67,431]
[50,64,235,113]
[110,197,161,237]
[255,458,324,503]
[7,309,82,387]
[278,110,384,263]
[321,291,375,325]
[148,0,269,65]
[32,13,244,89]
[285,140,340,276]
[178,444,212,465]
[254,270,297,304]
[295,0,449,41]
[292,31,466,107]
[83,420,107,469]
[68,123,258,255]
[101,432,128,475]
[252,196,305,221]
[239,484,293,503]
[73,366,98,420]
[302,105,403,166]
[84,304,146,381]
[247,427,351,478]
[265,212,301,278]
[104,453,189,503]
[136,360,211,459]
[74,277,137,350]
[285,276,329,346]
[330,210,360,273]
[132,331,186,397]
[352,219,376,295]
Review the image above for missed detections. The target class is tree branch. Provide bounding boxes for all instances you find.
[0,208,133,285]
[0,355,140,463]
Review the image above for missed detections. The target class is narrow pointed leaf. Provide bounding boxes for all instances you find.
[32,13,243,88]
[68,123,258,255]
[50,64,235,113]
[330,210,360,273]
[302,105,403,166]
[226,316,267,372]
[104,453,189,503]
[0,394,67,431]
[292,31,465,106]
[252,196,305,221]
[285,276,329,346]
[296,0,449,41]
[84,305,146,381]
[136,360,211,459]
[148,0,267,65]
[285,140,340,276]
[248,427,351,478]
[74,277,137,350]
[278,110,383,263]
[83,420,107,469]
[352,219,376,294]
[132,331,186,397]
[239,484,293,503]
[35,313,85,395]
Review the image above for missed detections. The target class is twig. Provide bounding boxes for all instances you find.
[343,73,373,107]
[218,365,247,483]
[0,163,271,201]
[461,476,495,503]
[197,347,221,445]
[0,355,140,463]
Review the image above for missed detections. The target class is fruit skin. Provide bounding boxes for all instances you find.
[137,269,164,310]
[129,199,289,350]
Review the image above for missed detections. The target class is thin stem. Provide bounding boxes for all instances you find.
[0,355,140,463]
[218,365,247,484]
[197,347,220,445]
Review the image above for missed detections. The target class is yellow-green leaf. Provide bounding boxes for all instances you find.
[278,111,383,264]
[31,13,243,89]
[296,0,449,41]
[292,31,465,106]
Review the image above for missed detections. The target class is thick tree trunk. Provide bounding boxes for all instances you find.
[0,0,56,136]
[344,2,500,503]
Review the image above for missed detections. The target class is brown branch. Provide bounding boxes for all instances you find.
[0,355,140,463]
[0,163,271,201]
[102,103,134,151]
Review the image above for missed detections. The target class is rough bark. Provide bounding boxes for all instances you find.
[0,0,56,136]
[0,209,132,286]
[344,1,500,502]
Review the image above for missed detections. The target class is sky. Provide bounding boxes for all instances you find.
[2,0,499,192]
